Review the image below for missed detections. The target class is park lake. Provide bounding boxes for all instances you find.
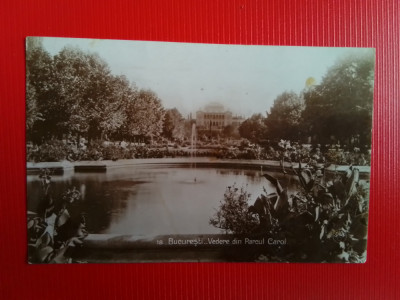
[27,164,298,236]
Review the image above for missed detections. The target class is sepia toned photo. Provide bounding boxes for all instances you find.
[26,37,374,263]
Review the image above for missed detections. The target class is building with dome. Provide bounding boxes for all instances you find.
[196,103,244,132]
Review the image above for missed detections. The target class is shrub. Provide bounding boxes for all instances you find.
[27,140,68,162]
[102,144,121,161]
[209,184,259,234]
[210,168,369,262]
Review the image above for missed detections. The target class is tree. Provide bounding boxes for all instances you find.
[51,47,140,143]
[123,89,165,142]
[95,75,136,141]
[26,43,167,146]
[265,91,304,141]
[223,124,233,137]
[53,47,118,142]
[26,37,44,131]
[26,44,59,142]
[238,114,268,143]
[162,108,185,141]
[26,81,42,130]
[302,53,375,145]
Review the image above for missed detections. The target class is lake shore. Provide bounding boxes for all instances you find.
[27,157,371,176]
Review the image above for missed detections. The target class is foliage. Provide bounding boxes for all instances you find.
[53,47,129,141]
[265,91,304,140]
[26,46,59,142]
[122,89,165,140]
[238,114,268,143]
[26,43,374,166]
[302,53,375,145]
[210,167,369,263]
[234,53,373,148]
[26,42,169,146]
[97,75,134,140]
[162,108,185,140]
[27,169,88,263]
[26,81,42,130]
[222,125,234,138]
[27,140,68,162]
[209,184,259,234]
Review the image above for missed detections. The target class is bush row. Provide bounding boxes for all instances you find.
[26,140,371,165]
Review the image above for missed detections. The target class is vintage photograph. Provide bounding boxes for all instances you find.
[26,37,374,263]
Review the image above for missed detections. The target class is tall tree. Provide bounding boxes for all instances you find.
[238,113,268,143]
[302,53,375,145]
[26,43,167,145]
[101,75,137,140]
[123,89,165,142]
[265,91,304,141]
[26,80,41,131]
[162,108,185,140]
[53,47,129,142]
[26,44,58,142]
[223,124,239,139]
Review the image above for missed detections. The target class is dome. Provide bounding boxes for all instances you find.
[204,102,225,112]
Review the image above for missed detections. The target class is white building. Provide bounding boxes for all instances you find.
[196,103,244,131]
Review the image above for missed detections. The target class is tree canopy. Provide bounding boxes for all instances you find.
[26,42,169,144]
[26,40,374,150]
[238,113,268,143]
[237,53,374,147]
[302,53,374,145]
[265,91,304,141]
[162,108,185,141]
[122,89,165,140]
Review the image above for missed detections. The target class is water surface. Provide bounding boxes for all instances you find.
[27,165,299,235]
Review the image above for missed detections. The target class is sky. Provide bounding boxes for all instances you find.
[40,37,374,118]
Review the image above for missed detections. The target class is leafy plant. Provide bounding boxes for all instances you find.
[27,169,88,263]
[209,184,259,235]
[210,167,369,263]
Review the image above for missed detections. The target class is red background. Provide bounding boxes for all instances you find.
[0,0,399,299]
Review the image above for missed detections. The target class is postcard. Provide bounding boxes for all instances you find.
[26,37,374,263]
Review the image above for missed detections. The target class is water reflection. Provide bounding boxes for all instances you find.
[27,167,299,235]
